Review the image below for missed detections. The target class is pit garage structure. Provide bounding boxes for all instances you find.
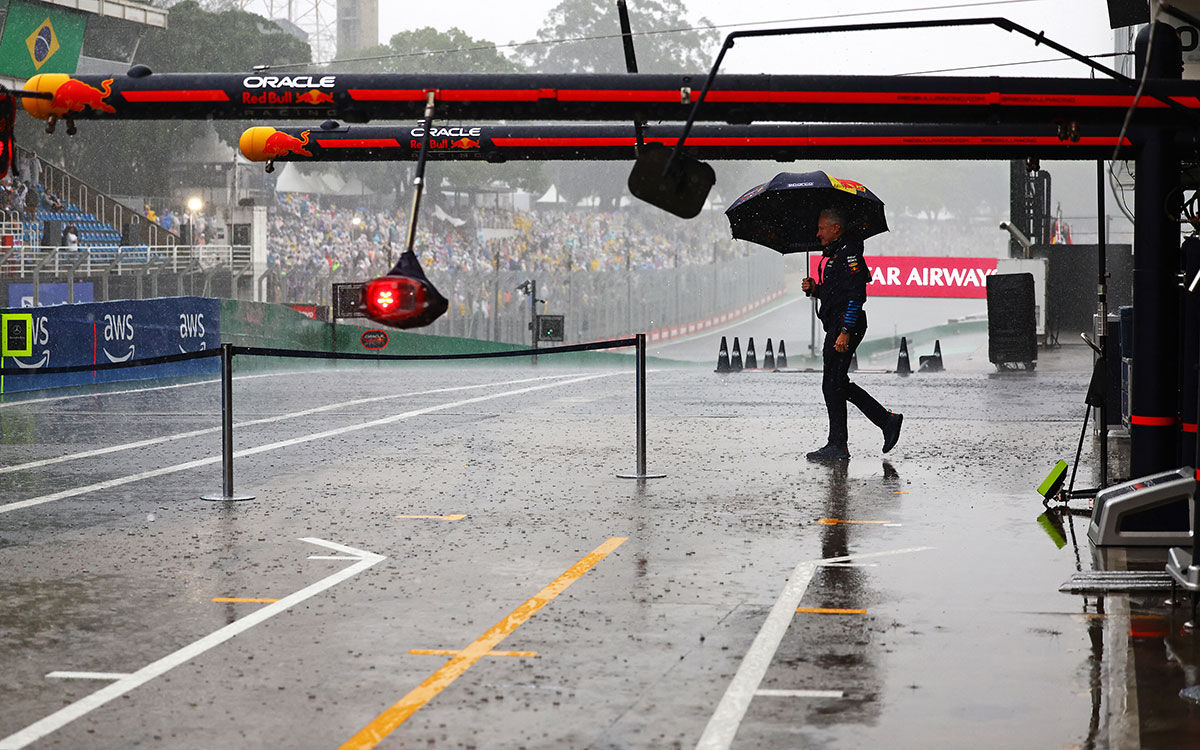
[17,15,1200,478]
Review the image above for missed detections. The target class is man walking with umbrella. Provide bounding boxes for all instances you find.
[801,207,903,461]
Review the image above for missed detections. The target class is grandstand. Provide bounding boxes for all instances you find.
[26,190,123,247]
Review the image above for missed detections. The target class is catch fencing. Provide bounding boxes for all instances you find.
[263,251,786,345]
[0,239,785,345]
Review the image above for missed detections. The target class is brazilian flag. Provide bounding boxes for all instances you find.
[0,0,86,79]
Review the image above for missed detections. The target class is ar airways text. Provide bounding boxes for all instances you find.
[810,255,999,299]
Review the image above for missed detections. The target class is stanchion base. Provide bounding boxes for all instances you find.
[616,472,667,479]
[201,493,256,502]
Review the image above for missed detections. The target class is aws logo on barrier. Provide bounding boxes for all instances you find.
[3,314,51,368]
[179,312,206,352]
[102,313,135,362]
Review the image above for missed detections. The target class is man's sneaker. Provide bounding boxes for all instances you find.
[806,444,850,462]
[882,413,904,453]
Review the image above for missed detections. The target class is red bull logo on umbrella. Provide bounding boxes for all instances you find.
[829,175,867,194]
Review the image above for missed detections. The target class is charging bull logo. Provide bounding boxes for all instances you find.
[296,89,335,105]
[239,127,313,160]
[22,75,116,118]
[830,176,866,195]
[263,129,312,157]
[450,138,479,149]
[55,78,117,114]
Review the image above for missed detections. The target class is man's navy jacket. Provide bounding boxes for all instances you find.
[813,236,870,334]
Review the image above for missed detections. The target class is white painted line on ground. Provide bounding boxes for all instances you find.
[754,689,845,699]
[0,373,616,515]
[0,538,384,750]
[0,373,585,476]
[0,369,297,410]
[695,546,933,750]
[44,672,130,681]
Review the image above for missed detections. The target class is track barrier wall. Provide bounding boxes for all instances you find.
[0,297,673,395]
[0,297,220,394]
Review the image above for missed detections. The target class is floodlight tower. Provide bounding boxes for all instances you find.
[222,0,340,62]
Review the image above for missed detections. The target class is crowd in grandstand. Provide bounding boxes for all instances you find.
[0,176,66,220]
[262,192,750,301]
[260,191,1010,300]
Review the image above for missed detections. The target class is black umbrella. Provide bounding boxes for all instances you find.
[724,170,888,255]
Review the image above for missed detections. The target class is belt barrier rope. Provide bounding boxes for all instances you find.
[232,339,637,362]
[0,338,639,376]
[0,348,222,375]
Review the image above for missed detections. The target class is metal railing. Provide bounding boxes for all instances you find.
[1,244,254,304]
[1,244,251,277]
[13,146,179,248]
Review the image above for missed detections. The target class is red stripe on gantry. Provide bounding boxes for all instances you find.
[121,90,230,102]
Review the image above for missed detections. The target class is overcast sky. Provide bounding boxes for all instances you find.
[377,0,1118,78]
[373,0,1141,237]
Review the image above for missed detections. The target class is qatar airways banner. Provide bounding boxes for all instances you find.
[807,255,998,299]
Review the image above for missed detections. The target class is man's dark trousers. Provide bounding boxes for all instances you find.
[822,322,890,447]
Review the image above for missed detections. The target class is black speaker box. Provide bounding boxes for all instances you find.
[987,273,1037,366]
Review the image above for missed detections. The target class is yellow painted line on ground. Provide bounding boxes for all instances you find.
[408,649,538,658]
[795,607,867,615]
[339,536,628,750]
[211,597,280,603]
[395,514,467,521]
[893,491,909,495]
[818,518,891,525]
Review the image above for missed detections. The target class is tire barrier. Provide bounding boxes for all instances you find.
[919,339,945,373]
[731,336,743,371]
[763,339,776,370]
[897,336,912,377]
[745,337,758,370]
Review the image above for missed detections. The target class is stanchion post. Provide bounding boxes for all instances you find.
[202,343,254,502]
[618,333,665,480]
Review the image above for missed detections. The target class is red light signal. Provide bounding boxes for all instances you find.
[360,275,446,328]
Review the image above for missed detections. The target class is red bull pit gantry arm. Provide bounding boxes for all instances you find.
[21,69,1200,130]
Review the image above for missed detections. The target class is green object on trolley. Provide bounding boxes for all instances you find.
[1038,459,1069,501]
